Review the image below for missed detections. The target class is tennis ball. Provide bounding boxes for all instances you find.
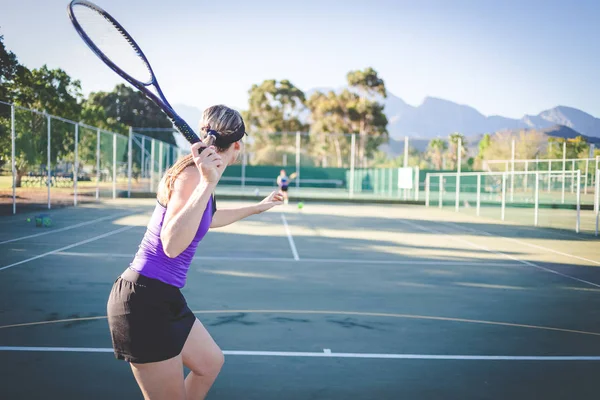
[26,218,31,222]
[298,202,304,209]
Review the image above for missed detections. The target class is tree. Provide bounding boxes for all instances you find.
[244,79,307,164]
[7,65,83,186]
[426,138,448,170]
[346,67,387,166]
[81,84,176,144]
[306,90,350,167]
[0,34,21,170]
[548,136,589,160]
[0,34,19,104]
[477,134,492,159]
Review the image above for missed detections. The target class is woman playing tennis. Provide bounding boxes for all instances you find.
[107,105,284,399]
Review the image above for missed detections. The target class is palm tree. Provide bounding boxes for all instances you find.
[427,138,448,170]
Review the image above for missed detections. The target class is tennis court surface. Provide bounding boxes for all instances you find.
[1,199,600,399]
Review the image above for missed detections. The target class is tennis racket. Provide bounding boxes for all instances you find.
[67,0,212,149]
[289,172,298,180]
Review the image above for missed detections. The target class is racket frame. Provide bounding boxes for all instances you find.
[67,0,201,144]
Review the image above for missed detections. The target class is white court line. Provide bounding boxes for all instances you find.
[281,214,300,261]
[441,221,600,266]
[0,346,599,361]
[0,211,132,245]
[396,219,600,289]
[50,252,522,268]
[0,226,136,272]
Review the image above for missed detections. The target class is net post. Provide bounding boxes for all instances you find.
[501,173,507,221]
[96,128,100,199]
[476,173,481,217]
[295,131,300,189]
[74,123,79,206]
[425,174,430,207]
[11,104,16,214]
[439,174,444,209]
[112,133,117,200]
[576,169,581,233]
[534,172,539,227]
[127,127,132,198]
[47,114,51,209]
[349,134,356,198]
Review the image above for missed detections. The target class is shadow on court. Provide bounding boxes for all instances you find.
[0,200,599,399]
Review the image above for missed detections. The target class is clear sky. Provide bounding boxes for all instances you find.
[1,0,598,118]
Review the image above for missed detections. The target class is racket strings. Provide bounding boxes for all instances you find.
[72,4,152,84]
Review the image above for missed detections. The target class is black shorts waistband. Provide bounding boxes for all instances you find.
[120,268,179,292]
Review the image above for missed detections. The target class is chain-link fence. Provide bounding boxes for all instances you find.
[425,170,600,235]
[0,101,178,214]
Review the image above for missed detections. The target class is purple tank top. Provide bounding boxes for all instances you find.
[129,196,215,288]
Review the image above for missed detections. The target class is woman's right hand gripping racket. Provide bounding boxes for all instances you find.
[67,0,215,153]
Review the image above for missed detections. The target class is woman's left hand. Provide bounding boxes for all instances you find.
[256,191,284,213]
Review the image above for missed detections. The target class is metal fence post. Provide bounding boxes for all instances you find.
[476,173,481,217]
[595,169,599,236]
[96,128,100,199]
[455,138,461,212]
[561,142,566,203]
[74,123,79,206]
[349,134,356,198]
[425,174,430,207]
[576,169,581,233]
[47,114,51,209]
[112,133,117,200]
[534,172,539,227]
[11,105,16,214]
[585,158,589,194]
[501,173,507,221]
[439,174,444,209]
[140,135,145,183]
[295,131,300,189]
[128,127,132,198]
[510,138,515,202]
[150,139,155,193]
[414,167,420,201]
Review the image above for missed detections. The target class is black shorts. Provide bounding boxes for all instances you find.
[106,268,196,364]
[281,186,288,192]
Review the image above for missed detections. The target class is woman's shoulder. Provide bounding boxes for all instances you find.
[176,165,201,186]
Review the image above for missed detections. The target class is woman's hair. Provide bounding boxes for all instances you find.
[157,105,246,206]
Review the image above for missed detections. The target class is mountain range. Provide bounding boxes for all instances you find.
[171,90,600,150]
[383,95,600,141]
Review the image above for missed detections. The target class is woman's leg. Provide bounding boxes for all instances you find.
[182,319,225,400]
[130,354,185,400]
